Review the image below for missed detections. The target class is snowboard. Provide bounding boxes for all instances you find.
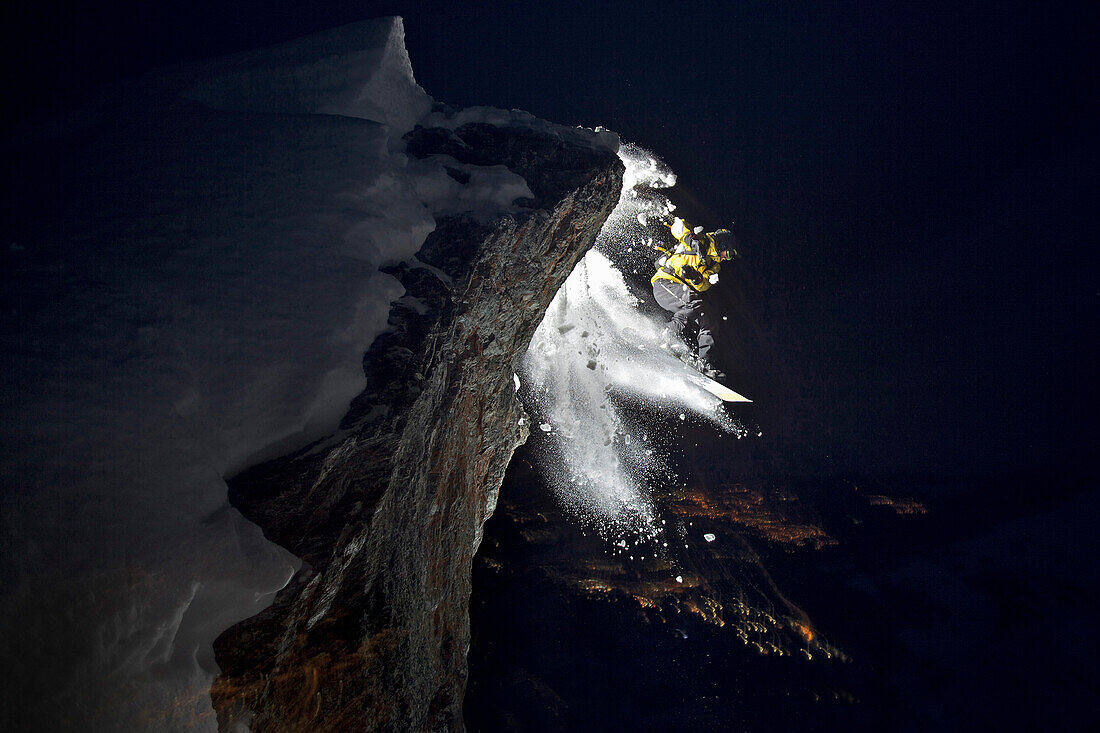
[621,326,753,403]
[685,370,752,403]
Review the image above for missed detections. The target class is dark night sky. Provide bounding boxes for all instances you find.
[5,1,1096,480]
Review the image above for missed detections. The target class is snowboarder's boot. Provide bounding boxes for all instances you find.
[703,366,727,383]
[697,358,726,383]
[660,325,691,356]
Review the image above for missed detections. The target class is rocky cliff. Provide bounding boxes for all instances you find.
[211,121,623,731]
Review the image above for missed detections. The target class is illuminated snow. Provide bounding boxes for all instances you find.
[522,145,747,546]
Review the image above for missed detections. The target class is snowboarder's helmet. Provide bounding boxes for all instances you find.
[712,229,739,260]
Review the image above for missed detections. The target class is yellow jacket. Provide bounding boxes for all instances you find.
[651,218,724,292]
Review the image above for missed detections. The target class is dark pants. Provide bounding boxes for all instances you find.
[652,279,714,360]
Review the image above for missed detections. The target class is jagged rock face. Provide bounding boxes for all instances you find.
[212,124,623,731]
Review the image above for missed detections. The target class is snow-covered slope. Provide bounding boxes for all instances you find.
[0,16,597,731]
[160,18,433,141]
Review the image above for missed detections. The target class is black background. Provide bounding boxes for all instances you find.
[5,0,1095,478]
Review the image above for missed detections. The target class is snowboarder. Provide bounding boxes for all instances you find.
[650,217,736,379]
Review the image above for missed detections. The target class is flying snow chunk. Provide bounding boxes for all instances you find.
[703,533,716,543]
[540,423,553,432]
[513,373,520,392]
[675,575,683,583]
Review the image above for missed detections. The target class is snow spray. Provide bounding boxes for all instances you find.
[522,144,747,546]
